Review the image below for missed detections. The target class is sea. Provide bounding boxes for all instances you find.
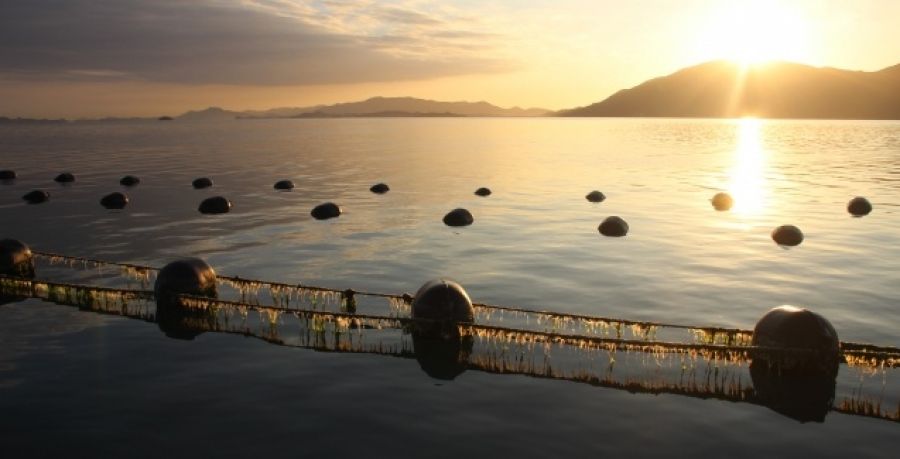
[1,118,898,456]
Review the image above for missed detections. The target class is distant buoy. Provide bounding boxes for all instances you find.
[598,216,629,237]
[192,177,213,189]
[311,202,342,220]
[0,239,35,279]
[22,190,49,204]
[585,190,606,203]
[120,175,140,187]
[772,225,803,246]
[475,187,492,197]
[0,170,16,180]
[100,192,129,209]
[711,192,733,211]
[54,172,75,183]
[370,183,390,194]
[198,196,231,214]
[752,306,840,370]
[443,208,473,227]
[411,279,475,323]
[847,197,872,217]
[274,180,295,191]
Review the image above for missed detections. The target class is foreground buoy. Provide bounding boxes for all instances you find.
[475,187,492,197]
[100,192,129,209]
[598,216,629,237]
[22,190,49,204]
[198,196,232,214]
[752,306,840,372]
[370,183,390,194]
[443,208,473,227]
[772,225,803,246]
[154,258,218,304]
[413,331,474,381]
[192,177,213,189]
[585,190,606,203]
[274,180,295,191]
[0,170,16,180]
[0,239,35,279]
[120,175,140,187]
[311,202,342,220]
[54,172,75,183]
[411,279,475,323]
[847,197,872,217]
[711,192,733,211]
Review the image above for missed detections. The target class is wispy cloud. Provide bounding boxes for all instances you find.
[0,0,516,85]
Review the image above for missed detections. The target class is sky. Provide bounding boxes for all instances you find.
[1,0,899,118]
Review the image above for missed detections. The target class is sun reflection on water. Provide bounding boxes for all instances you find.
[728,118,768,216]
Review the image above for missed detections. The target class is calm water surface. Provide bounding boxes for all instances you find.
[1,118,898,456]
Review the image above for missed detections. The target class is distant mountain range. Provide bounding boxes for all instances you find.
[4,61,900,122]
[177,97,550,120]
[558,61,900,119]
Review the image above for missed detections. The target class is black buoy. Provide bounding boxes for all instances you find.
[585,190,606,203]
[711,192,733,211]
[772,225,803,246]
[412,331,474,381]
[198,196,231,214]
[154,258,218,340]
[370,183,390,194]
[120,175,140,187]
[847,197,872,217]
[311,202,342,220]
[154,258,218,304]
[411,279,475,323]
[752,306,840,371]
[0,239,35,279]
[0,170,16,180]
[54,172,75,183]
[274,180,295,191]
[22,190,49,204]
[443,208,473,227]
[475,187,491,197]
[192,177,213,189]
[100,192,129,209]
[598,216,629,237]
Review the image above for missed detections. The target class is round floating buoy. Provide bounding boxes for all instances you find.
[585,190,606,203]
[443,208,473,227]
[598,216,629,237]
[54,172,75,183]
[100,192,129,209]
[475,187,492,197]
[22,190,49,204]
[311,202,342,220]
[192,177,213,189]
[0,170,16,180]
[0,239,35,279]
[411,279,475,323]
[120,175,140,187]
[772,225,803,246]
[370,183,390,194]
[847,197,872,217]
[412,332,474,381]
[154,258,218,303]
[711,192,733,211]
[274,180,295,191]
[198,196,231,214]
[752,305,840,372]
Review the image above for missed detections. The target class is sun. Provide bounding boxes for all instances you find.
[693,0,815,66]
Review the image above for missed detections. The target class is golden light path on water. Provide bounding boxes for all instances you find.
[728,118,768,216]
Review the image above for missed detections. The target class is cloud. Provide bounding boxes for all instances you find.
[0,0,516,85]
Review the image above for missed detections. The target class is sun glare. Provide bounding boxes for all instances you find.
[695,0,814,66]
[727,118,768,216]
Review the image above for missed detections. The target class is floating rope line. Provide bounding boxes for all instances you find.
[3,276,897,423]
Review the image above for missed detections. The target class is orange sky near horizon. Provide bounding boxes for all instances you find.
[1,0,899,118]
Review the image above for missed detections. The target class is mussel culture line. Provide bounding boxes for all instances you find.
[2,246,898,424]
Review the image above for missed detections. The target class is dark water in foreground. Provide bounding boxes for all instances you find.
[1,118,898,456]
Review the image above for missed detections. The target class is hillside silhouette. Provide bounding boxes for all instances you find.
[559,61,900,119]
